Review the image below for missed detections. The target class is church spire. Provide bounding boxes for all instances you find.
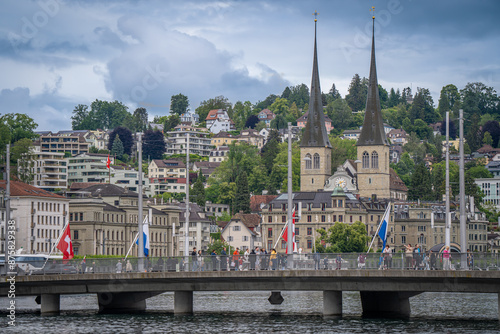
[357,9,389,146]
[300,12,332,149]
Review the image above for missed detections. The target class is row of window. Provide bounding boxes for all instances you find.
[37,216,62,225]
[362,151,379,169]
[35,202,65,213]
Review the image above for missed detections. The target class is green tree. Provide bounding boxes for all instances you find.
[482,120,500,147]
[483,131,493,146]
[345,74,366,112]
[248,164,270,195]
[287,84,310,109]
[170,93,189,115]
[207,239,231,255]
[261,129,281,175]
[437,84,460,117]
[409,88,438,124]
[191,177,206,208]
[316,221,369,253]
[111,134,124,160]
[71,104,94,130]
[409,163,432,200]
[234,171,250,214]
[91,99,130,130]
[11,138,35,183]
[142,130,165,160]
[466,113,482,152]
[133,107,149,132]
[269,97,290,115]
[326,98,353,130]
[163,114,180,132]
[272,141,301,192]
[108,127,133,155]
[255,94,279,111]
[217,182,236,206]
[330,137,357,172]
[1,113,38,143]
[388,88,401,108]
[460,82,499,116]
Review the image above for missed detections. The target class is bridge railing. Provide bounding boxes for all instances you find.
[4,252,499,275]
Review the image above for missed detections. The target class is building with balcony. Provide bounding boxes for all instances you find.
[165,125,212,157]
[209,146,229,163]
[19,149,68,192]
[36,130,90,156]
[67,153,113,184]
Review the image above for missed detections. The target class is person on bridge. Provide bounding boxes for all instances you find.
[429,250,437,270]
[313,252,320,270]
[404,244,413,269]
[232,248,240,271]
[255,247,261,270]
[383,244,392,269]
[467,249,474,270]
[191,247,198,271]
[221,247,227,271]
[198,250,204,271]
[336,254,342,270]
[442,246,451,270]
[249,248,256,270]
[270,249,277,270]
[211,250,218,271]
[116,260,122,273]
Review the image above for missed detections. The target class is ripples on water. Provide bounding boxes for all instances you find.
[1,292,499,333]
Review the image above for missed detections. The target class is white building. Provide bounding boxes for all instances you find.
[20,148,68,192]
[0,180,69,255]
[205,109,235,134]
[220,212,262,251]
[166,125,212,156]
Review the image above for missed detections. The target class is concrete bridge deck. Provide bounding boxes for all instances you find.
[2,269,500,318]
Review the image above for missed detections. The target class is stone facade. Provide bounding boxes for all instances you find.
[300,147,331,192]
[356,145,391,199]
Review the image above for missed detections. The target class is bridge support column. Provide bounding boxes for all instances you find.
[41,294,60,315]
[98,292,148,313]
[174,291,193,314]
[360,291,419,318]
[498,293,500,321]
[323,291,342,316]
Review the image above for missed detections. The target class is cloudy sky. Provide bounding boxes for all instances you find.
[0,0,499,131]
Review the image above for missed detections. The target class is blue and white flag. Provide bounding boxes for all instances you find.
[378,203,391,250]
[135,217,150,257]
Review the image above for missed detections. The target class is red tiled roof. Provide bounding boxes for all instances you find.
[0,180,66,198]
[250,195,278,212]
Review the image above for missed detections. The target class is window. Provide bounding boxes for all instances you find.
[307,215,312,222]
[333,215,337,222]
[321,215,326,222]
[295,227,299,235]
[268,240,273,250]
[305,153,312,169]
[401,225,406,232]
[80,213,83,221]
[233,225,241,231]
[282,216,286,223]
[313,153,320,169]
[321,203,326,211]
[74,230,79,239]
[242,236,249,241]
[268,228,273,238]
[350,216,353,223]
[281,240,286,249]
[268,216,272,223]
[307,240,312,249]
[371,151,378,169]
[307,227,312,235]
[401,236,406,244]
[338,200,343,208]
[339,215,343,222]
[227,236,233,242]
[362,151,369,168]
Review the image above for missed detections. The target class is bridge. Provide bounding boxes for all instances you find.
[2,269,500,319]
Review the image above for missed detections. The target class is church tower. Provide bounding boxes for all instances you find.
[356,13,390,199]
[300,13,332,192]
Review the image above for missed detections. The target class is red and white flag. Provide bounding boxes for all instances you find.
[106,155,111,169]
[57,224,74,260]
[283,211,298,253]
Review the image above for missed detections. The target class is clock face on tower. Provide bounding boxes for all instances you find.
[335,177,347,189]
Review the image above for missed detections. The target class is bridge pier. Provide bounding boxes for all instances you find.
[323,291,342,316]
[360,291,420,318]
[97,292,148,313]
[498,293,499,321]
[40,294,60,315]
[174,291,193,314]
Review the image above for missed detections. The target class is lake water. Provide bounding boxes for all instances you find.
[1,291,499,333]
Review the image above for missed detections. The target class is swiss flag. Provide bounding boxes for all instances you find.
[57,224,74,260]
[283,210,297,253]
[106,155,111,169]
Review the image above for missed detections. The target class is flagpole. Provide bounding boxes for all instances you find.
[367,204,390,253]
[43,219,68,269]
[273,219,289,249]
[125,232,139,260]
